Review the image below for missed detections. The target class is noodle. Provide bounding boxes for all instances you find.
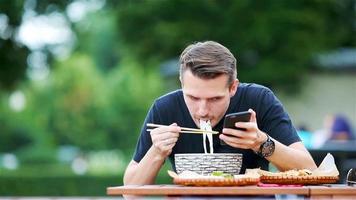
[200,120,214,154]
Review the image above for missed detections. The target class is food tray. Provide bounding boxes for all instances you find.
[260,175,339,185]
[173,176,260,186]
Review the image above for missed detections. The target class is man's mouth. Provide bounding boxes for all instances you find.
[197,118,211,127]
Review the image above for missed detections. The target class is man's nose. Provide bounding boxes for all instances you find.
[197,100,209,117]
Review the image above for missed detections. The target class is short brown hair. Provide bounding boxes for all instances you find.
[179,41,237,85]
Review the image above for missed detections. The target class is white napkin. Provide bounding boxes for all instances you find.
[312,153,339,176]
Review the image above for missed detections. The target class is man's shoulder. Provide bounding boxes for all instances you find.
[155,89,183,106]
[238,83,273,96]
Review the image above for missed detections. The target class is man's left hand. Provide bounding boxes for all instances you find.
[219,109,267,151]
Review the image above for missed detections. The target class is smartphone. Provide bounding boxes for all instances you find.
[221,111,251,145]
[223,111,252,130]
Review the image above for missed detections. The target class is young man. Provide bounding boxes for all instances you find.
[124,41,316,185]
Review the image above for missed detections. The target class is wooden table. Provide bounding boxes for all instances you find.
[309,185,356,199]
[107,184,356,199]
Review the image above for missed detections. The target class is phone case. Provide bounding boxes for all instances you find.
[223,111,251,129]
[220,111,251,145]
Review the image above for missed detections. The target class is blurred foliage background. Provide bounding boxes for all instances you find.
[0,0,355,196]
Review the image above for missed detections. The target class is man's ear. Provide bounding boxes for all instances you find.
[229,79,239,97]
[179,76,183,87]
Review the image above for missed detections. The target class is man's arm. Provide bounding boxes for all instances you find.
[124,124,180,185]
[265,140,316,171]
[123,147,165,185]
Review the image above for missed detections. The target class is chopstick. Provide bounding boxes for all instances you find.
[146,129,217,134]
[146,123,218,134]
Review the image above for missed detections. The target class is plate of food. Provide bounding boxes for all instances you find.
[255,169,339,185]
[168,170,260,186]
[250,153,339,185]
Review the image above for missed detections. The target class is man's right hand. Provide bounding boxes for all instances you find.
[150,123,181,159]
[124,124,180,185]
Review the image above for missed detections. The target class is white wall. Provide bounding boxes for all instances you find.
[276,73,356,132]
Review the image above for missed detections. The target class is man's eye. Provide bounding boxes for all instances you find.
[189,96,199,101]
[210,97,221,102]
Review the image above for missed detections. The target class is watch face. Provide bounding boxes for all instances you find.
[261,138,275,157]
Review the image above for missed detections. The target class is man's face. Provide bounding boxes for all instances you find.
[181,70,238,128]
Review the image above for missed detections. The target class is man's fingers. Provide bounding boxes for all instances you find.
[156,125,181,133]
[150,123,180,157]
[234,122,256,131]
[162,137,178,146]
[154,137,177,154]
[220,131,257,149]
[219,134,240,144]
[154,131,179,140]
[221,135,254,149]
[248,108,257,123]
[222,128,244,138]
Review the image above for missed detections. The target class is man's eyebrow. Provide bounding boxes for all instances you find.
[186,94,224,99]
[207,96,224,100]
[210,95,224,98]
[186,94,199,98]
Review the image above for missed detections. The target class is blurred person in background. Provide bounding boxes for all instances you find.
[311,114,334,148]
[123,41,316,185]
[328,114,355,141]
[312,114,355,148]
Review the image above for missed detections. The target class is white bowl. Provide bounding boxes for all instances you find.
[175,153,243,175]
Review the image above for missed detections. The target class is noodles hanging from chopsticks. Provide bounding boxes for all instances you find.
[200,120,214,154]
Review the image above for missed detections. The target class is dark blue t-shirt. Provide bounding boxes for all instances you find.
[133,83,301,173]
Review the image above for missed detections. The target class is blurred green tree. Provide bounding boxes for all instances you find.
[15,53,163,154]
[103,58,164,152]
[0,95,32,152]
[0,1,164,160]
[44,54,106,149]
[74,10,120,71]
[0,2,30,90]
[2,0,355,90]
[114,0,356,89]
[0,0,72,91]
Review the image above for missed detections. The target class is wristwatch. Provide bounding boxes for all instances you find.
[256,134,275,158]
